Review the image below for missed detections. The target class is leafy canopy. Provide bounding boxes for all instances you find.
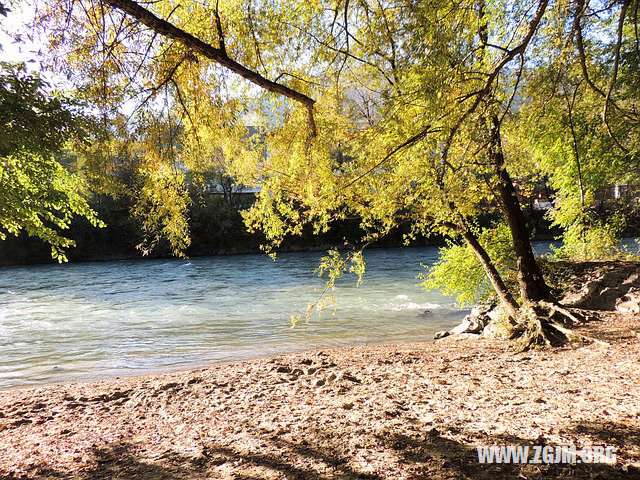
[12,0,639,287]
[0,62,103,261]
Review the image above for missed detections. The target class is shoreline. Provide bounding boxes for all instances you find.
[1,236,637,268]
[1,310,639,479]
[0,240,449,268]
[0,336,455,394]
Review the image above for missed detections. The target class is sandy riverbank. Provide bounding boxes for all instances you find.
[1,310,639,480]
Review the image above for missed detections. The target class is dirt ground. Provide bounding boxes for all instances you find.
[1,310,639,480]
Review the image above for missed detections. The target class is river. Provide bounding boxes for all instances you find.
[1,240,637,389]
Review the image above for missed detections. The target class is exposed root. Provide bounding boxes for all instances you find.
[511,303,609,352]
[539,300,587,325]
[547,321,610,347]
[513,316,565,352]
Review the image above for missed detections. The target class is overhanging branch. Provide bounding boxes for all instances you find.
[100,0,317,137]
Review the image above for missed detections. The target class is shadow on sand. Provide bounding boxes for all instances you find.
[7,420,638,480]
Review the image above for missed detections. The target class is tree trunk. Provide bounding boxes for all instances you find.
[458,228,519,317]
[489,116,551,303]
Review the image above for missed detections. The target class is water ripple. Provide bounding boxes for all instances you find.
[0,246,473,388]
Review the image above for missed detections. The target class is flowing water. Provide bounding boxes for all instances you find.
[0,246,466,389]
[0,240,637,389]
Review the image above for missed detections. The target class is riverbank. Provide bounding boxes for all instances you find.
[1,310,639,479]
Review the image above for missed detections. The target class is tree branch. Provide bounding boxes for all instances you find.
[440,0,549,170]
[100,0,317,137]
[572,0,637,128]
[602,0,631,153]
[341,125,442,190]
[214,0,226,54]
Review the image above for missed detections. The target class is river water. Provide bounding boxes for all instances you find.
[0,240,636,389]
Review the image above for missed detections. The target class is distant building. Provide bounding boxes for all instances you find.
[533,199,553,211]
[205,183,261,195]
[613,183,640,202]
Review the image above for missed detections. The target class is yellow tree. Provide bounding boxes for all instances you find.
[21,0,640,346]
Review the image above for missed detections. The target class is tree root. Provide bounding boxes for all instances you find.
[539,300,587,325]
[511,303,609,352]
[513,317,564,352]
[547,321,610,347]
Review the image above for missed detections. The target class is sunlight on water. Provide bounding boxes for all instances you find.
[0,240,636,389]
[0,246,469,388]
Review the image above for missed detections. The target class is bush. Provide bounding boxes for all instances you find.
[552,218,622,261]
[419,224,516,305]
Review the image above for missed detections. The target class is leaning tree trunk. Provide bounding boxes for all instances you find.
[489,116,551,303]
[459,228,519,317]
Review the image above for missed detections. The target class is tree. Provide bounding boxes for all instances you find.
[25,0,640,345]
[0,62,103,261]
[507,0,640,260]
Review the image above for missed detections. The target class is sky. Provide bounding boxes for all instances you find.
[0,1,274,125]
[0,2,40,64]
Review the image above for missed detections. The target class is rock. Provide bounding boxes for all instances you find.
[561,264,640,310]
[313,378,326,388]
[470,303,496,318]
[561,291,583,306]
[462,317,486,334]
[616,288,640,314]
[445,303,497,337]
[449,318,473,335]
[600,286,623,304]
[486,304,505,323]
[482,322,500,339]
[434,330,450,340]
[276,365,291,374]
[483,310,512,339]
